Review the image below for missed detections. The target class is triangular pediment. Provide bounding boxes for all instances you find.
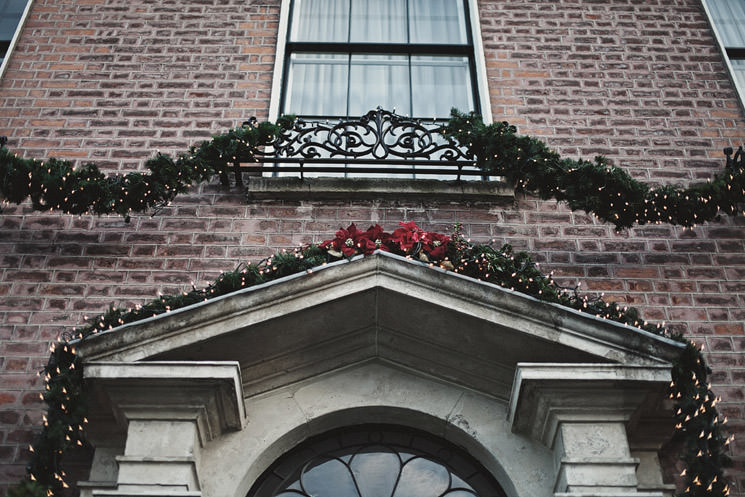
[77,252,683,400]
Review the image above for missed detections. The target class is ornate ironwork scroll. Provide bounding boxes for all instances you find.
[249,108,479,179]
[725,145,744,170]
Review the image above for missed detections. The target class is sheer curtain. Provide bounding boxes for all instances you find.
[411,56,473,118]
[409,0,467,44]
[286,53,349,116]
[705,0,745,92]
[731,59,745,91]
[286,0,474,118]
[707,0,745,47]
[291,0,350,42]
[348,55,410,115]
[350,0,406,43]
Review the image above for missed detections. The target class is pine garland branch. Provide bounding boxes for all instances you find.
[0,117,293,221]
[441,110,745,229]
[7,222,731,497]
[3,111,744,230]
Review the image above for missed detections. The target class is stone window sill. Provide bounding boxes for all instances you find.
[245,177,514,202]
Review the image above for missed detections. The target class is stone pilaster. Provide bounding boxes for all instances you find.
[80,361,245,497]
[509,363,673,497]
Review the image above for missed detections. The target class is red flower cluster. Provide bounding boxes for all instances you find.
[322,222,450,261]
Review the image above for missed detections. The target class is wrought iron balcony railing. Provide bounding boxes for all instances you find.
[243,108,481,180]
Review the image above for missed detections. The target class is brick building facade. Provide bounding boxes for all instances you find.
[1,0,744,495]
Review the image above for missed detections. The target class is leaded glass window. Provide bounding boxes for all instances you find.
[248,425,506,497]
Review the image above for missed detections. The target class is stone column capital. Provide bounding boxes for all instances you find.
[508,363,671,447]
[85,361,246,444]
[82,361,246,497]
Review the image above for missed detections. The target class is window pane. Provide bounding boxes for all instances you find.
[286,53,349,116]
[731,58,745,91]
[393,457,451,497]
[291,0,349,42]
[349,0,406,43]
[411,56,473,118]
[348,54,409,116]
[248,426,505,497]
[707,0,745,47]
[409,0,467,44]
[0,0,27,40]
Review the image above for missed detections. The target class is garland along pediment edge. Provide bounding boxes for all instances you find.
[76,251,682,400]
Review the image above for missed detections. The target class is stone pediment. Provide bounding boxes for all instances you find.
[77,251,683,400]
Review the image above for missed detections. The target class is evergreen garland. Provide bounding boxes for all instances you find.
[0,110,743,229]
[0,117,293,221]
[441,110,745,229]
[5,222,731,497]
[1,109,739,496]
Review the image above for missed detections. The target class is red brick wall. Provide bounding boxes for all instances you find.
[1,0,745,493]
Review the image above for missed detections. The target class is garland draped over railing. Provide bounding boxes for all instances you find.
[7,222,732,497]
[1,110,744,229]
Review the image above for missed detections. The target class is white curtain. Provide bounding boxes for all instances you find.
[349,55,409,115]
[291,0,350,42]
[286,53,349,116]
[707,0,745,47]
[350,0,407,43]
[706,0,745,94]
[286,0,473,118]
[730,59,745,92]
[409,0,467,44]
[411,56,472,118]
[291,0,467,44]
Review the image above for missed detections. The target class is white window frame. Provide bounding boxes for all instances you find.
[701,0,745,108]
[267,0,492,124]
[0,0,34,79]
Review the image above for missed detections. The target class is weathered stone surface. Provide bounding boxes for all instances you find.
[78,253,683,402]
[82,362,244,497]
[76,256,680,497]
[509,363,673,496]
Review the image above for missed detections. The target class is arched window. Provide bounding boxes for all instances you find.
[248,425,507,497]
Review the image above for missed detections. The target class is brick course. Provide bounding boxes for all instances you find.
[1,0,745,493]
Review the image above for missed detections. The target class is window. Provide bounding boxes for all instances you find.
[248,425,507,497]
[265,0,490,180]
[281,0,480,120]
[704,0,745,97]
[0,0,30,68]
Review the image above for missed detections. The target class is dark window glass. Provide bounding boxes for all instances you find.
[0,0,28,62]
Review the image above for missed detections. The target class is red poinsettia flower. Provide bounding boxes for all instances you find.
[322,223,367,257]
[423,233,450,260]
[423,231,450,260]
[389,221,426,253]
[322,222,448,260]
[363,224,390,253]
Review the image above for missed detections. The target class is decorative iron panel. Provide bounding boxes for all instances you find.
[248,108,478,179]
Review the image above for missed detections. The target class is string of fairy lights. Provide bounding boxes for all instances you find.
[440,110,745,230]
[9,222,733,497]
[0,110,744,227]
[0,116,293,222]
[1,110,741,496]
